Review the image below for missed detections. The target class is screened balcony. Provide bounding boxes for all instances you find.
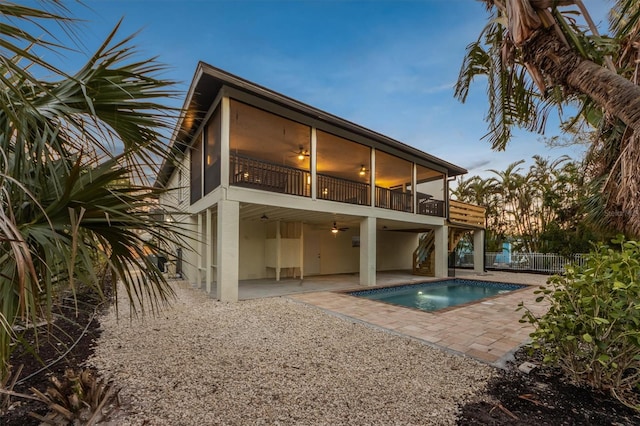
[226,98,447,217]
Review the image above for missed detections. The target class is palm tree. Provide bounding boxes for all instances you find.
[0,2,185,376]
[456,0,640,236]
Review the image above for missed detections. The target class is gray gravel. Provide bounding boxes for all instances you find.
[89,282,494,425]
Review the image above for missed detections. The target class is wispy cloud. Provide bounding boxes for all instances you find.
[463,158,492,171]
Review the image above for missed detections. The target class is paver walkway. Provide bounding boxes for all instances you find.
[289,271,550,366]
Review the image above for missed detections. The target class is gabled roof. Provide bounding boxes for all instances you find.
[155,62,467,188]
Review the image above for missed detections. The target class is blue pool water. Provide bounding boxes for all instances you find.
[349,279,525,312]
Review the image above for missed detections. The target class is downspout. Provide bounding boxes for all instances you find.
[446,176,456,221]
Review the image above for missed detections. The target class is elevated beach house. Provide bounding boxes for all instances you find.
[155,63,485,302]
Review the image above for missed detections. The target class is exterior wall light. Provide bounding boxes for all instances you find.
[359,165,366,176]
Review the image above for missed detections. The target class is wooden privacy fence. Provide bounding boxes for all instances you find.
[449,200,485,228]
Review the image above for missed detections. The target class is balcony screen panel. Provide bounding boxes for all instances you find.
[204,106,221,194]
[414,164,445,217]
[190,133,203,204]
[316,130,370,182]
[375,151,412,189]
[375,151,413,212]
[316,130,371,205]
[414,164,444,199]
[229,99,310,170]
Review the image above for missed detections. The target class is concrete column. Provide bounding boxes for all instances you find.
[205,207,213,294]
[434,224,448,277]
[216,199,239,302]
[275,221,281,281]
[299,224,304,280]
[197,212,204,288]
[359,217,377,286]
[473,229,485,274]
[187,214,199,286]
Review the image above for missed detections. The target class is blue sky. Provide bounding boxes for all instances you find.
[45,0,611,179]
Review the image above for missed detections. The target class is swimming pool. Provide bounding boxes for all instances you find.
[349,279,526,312]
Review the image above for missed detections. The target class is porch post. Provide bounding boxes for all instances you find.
[275,220,281,281]
[359,217,376,286]
[216,199,239,302]
[205,207,213,294]
[197,212,204,288]
[434,224,448,277]
[473,229,485,274]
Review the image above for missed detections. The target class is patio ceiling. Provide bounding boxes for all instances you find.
[238,203,434,232]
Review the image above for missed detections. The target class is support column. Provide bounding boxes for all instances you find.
[434,224,448,277]
[275,221,281,281]
[299,224,304,280]
[197,212,204,288]
[216,199,239,302]
[473,229,485,274]
[359,217,377,286]
[205,208,213,294]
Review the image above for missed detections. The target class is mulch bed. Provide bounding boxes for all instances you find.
[457,350,640,425]
[2,291,105,426]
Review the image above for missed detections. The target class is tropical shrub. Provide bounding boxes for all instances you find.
[29,368,115,424]
[520,236,640,409]
[0,2,186,380]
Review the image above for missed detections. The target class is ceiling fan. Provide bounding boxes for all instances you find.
[290,145,310,161]
[331,221,349,234]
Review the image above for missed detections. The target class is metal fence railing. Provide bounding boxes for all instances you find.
[484,252,588,274]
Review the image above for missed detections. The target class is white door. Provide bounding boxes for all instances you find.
[303,229,321,276]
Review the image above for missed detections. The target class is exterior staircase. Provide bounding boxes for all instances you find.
[413,230,435,276]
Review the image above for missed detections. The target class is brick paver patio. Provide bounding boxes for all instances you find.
[289,271,550,366]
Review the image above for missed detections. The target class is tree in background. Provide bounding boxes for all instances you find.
[452,155,606,254]
[0,2,184,377]
[456,0,640,236]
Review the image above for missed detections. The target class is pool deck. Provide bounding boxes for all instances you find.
[285,270,550,367]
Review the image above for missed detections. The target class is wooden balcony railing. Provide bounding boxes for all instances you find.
[230,154,310,197]
[317,173,370,205]
[449,199,486,228]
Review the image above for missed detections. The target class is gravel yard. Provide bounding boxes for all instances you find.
[89,282,495,425]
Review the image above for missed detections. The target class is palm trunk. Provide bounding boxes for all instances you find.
[523,28,640,135]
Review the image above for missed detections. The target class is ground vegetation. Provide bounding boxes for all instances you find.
[0,0,184,384]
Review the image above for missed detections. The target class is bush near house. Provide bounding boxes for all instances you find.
[520,236,640,410]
